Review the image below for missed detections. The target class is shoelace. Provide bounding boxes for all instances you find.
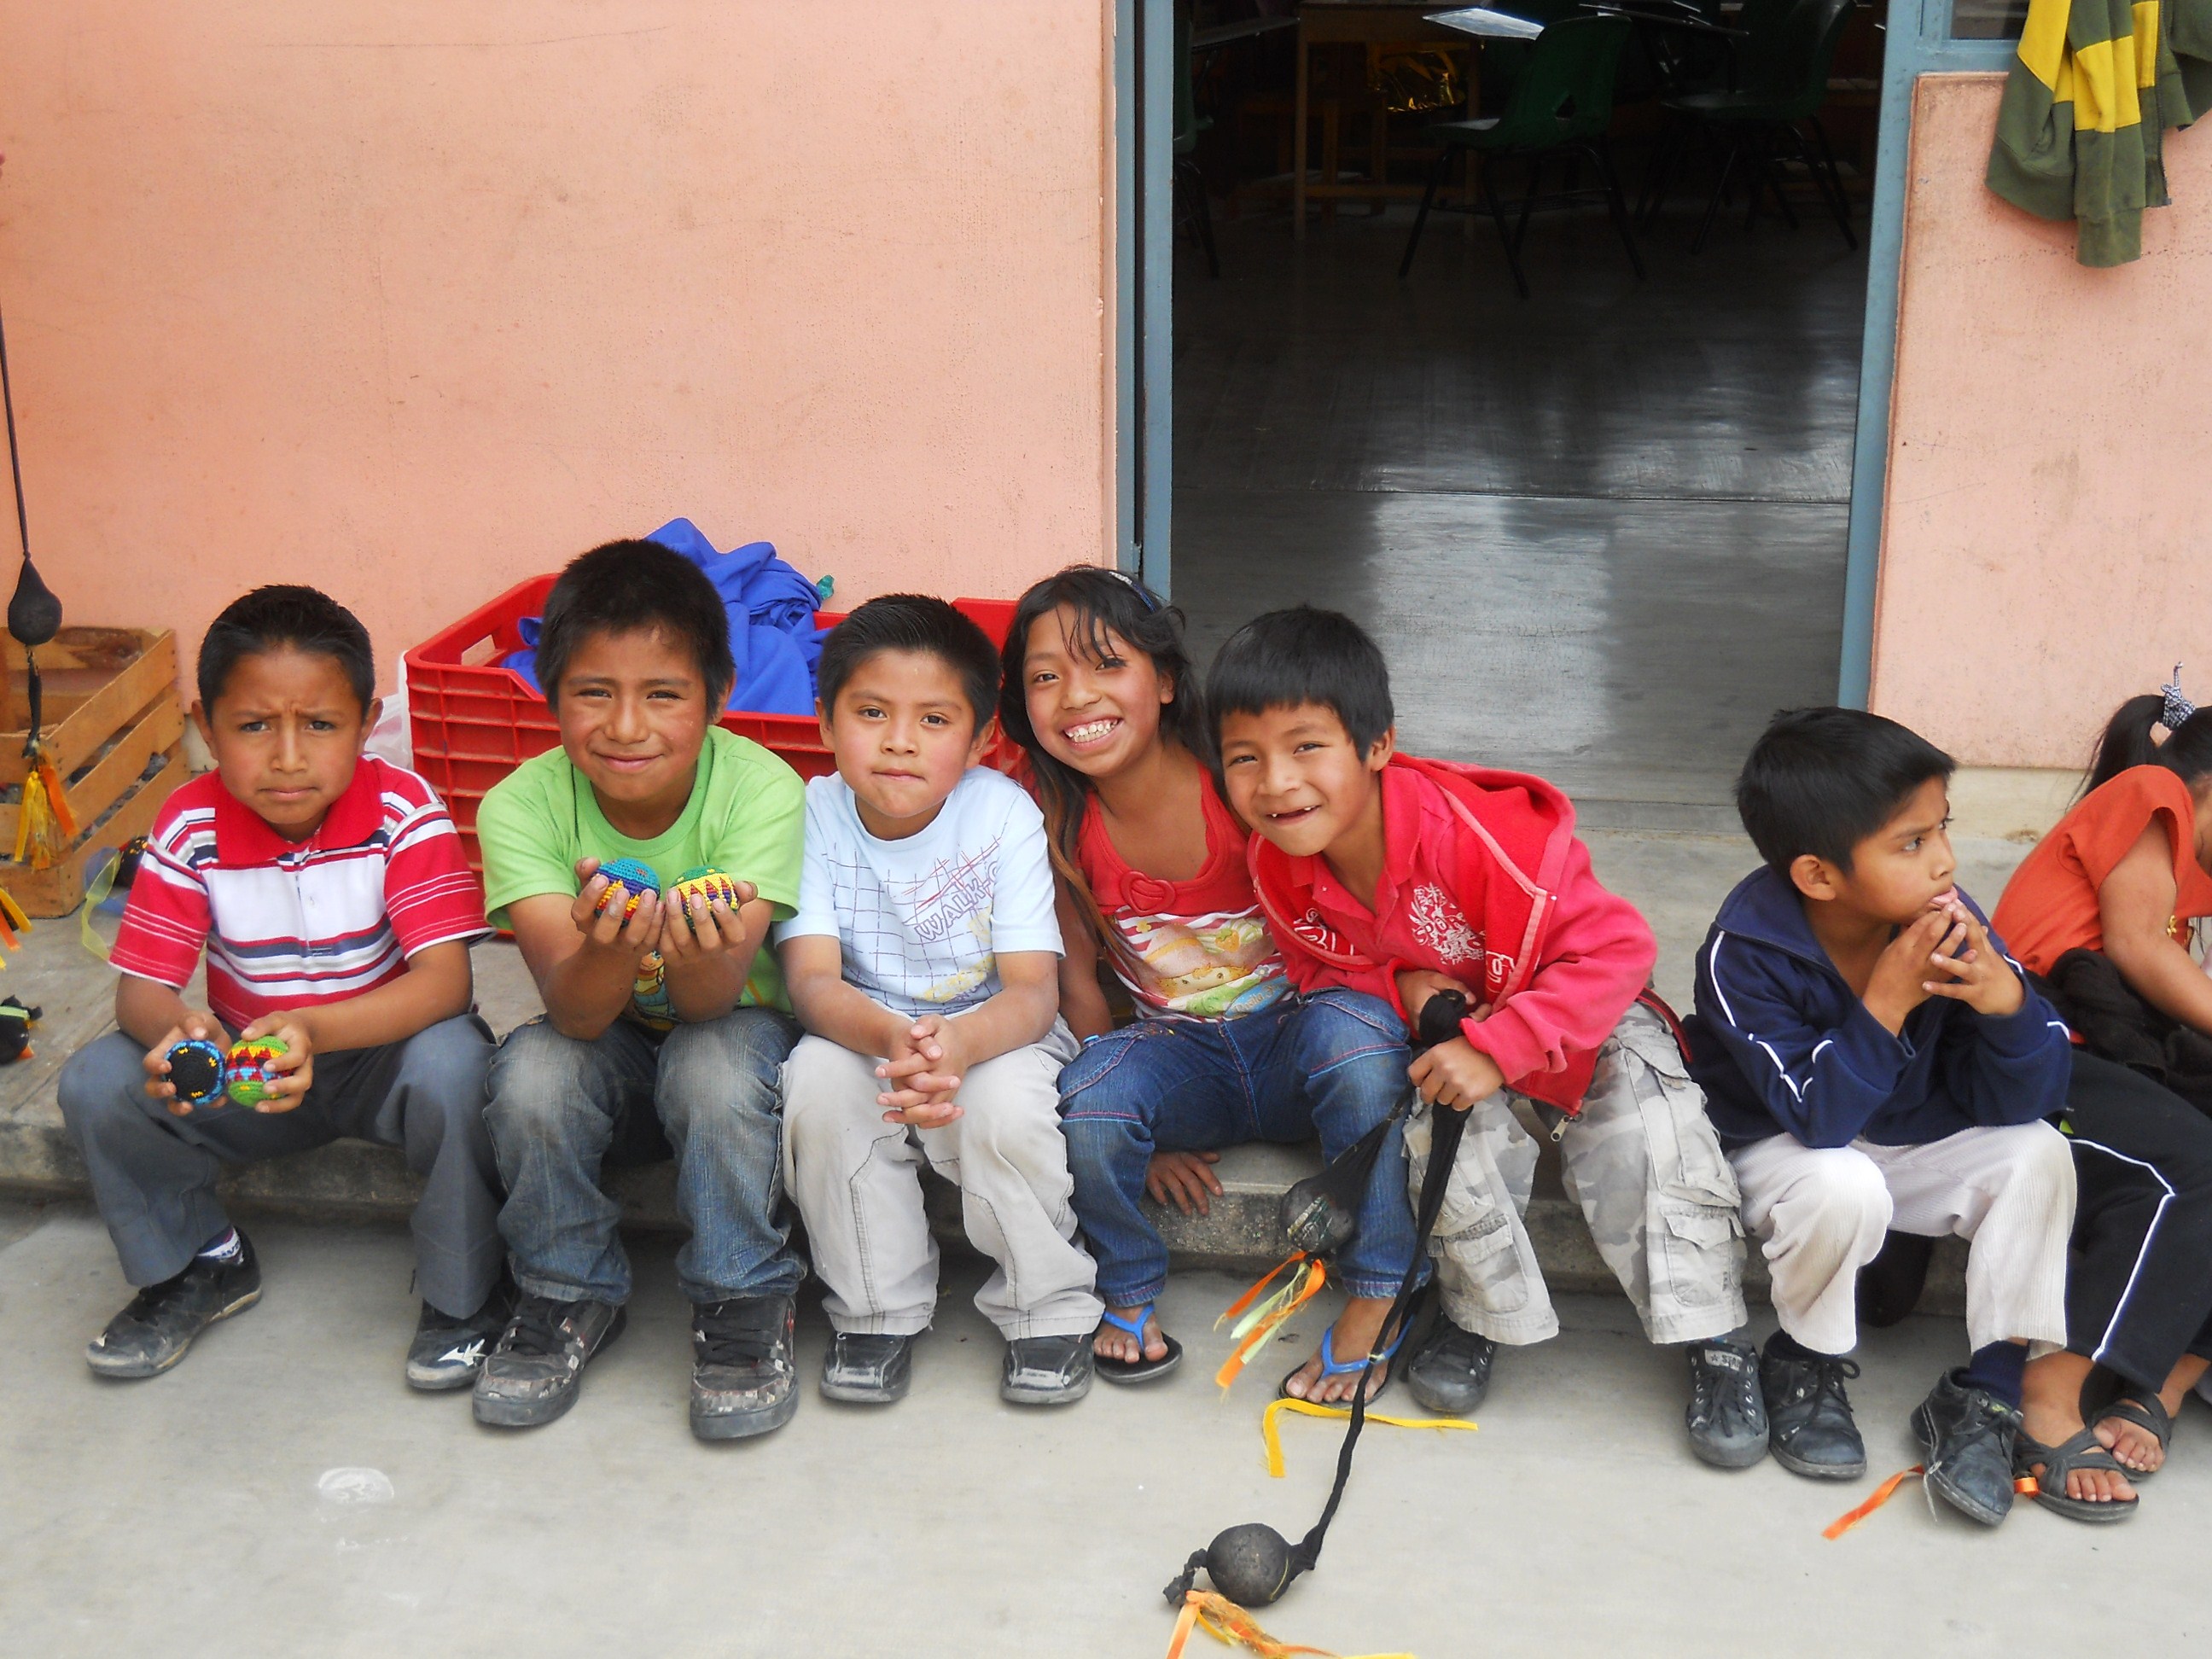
[499,1297,574,1361]
[1930,1388,2018,1470]
[1784,1353,1861,1420]
[696,1305,780,1368]
[1693,1348,1761,1423]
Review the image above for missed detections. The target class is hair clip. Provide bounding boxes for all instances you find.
[1112,568,1162,612]
[2163,664,2197,732]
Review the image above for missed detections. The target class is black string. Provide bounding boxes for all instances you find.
[0,298,26,563]
[1288,1097,1470,1576]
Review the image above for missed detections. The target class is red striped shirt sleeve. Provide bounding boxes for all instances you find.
[381,770,490,957]
[109,820,212,992]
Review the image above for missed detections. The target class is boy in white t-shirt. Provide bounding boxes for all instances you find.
[777,596,1101,1408]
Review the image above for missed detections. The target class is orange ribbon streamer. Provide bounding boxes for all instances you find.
[1163,1591,1412,1659]
[1214,1254,1328,1391]
[1823,1464,2040,1539]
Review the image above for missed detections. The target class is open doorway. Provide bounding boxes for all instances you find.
[1161,0,1885,830]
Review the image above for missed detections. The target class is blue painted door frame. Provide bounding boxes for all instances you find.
[1115,0,2017,670]
[1115,0,1176,598]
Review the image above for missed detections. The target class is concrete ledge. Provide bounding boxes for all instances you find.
[0,1104,1968,1318]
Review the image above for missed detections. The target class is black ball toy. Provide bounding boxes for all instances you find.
[1164,1525,1303,1609]
[166,1038,226,1105]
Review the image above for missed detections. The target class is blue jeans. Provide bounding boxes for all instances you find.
[1057,989,1418,1306]
[485,1008,800,1307]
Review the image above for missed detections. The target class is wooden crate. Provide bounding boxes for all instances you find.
[0,627,189,916]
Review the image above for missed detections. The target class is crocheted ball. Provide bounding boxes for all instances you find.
[1201,1525,1298,1607]
[166,1038,227,1105]
[671,865,743,912]
[594,857,661,920]
[224,1035,290,1108]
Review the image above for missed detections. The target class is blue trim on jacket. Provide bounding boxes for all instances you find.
[1685,866,2073,1150]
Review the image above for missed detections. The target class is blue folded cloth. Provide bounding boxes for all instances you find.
[501,519,829,715]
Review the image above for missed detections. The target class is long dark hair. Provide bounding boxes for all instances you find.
[2084,693,2212,797]
[998,565,1208,939]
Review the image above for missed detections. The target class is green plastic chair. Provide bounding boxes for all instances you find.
[1652,0,1860,251]
[1396,15,1642,300]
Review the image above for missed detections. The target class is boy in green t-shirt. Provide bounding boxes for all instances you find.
[471,540,806,1440]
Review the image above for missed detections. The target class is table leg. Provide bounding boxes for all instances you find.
[1293,23,1309,241]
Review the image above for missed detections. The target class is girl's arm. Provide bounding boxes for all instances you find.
[1054,882,1115,1039]
[2099,821,2212,1034]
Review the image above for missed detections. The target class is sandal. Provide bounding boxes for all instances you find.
[2091,1391,2174,1476]
[2013,1426,2141,1524]
[1278,1324,1406,1405]
[1093,1304,1183,1385]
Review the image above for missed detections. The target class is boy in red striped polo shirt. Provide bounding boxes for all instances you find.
[57,587,504,1388]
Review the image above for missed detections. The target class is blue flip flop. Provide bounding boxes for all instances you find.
[1094,1303,1184,1384]
[1279,1323,1407,1404]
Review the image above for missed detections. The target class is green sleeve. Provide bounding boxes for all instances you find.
[709,745,806,919]
[477,760,580,929]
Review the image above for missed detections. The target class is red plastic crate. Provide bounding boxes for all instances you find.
[405,575,1020,870]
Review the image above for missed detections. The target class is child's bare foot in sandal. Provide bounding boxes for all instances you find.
[1281,1295,1400,1405]
[1094,1301,1183,1383]
[2093,1353,2208,1474]
[2023,1352,2139,1505]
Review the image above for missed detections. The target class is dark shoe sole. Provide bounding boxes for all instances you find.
[1001,1371,1093,1406]
[820,1378,910,1405]
[471,1306,626,1429]
[1407,1373,1489,1417]
[1689,1433,1771,1470]
[1770,1440,1867,1481]
[1912,1403,2009,1525]
[84,1284,262,1380]
[692,1387,800,1441]
[405,1356,488,1393]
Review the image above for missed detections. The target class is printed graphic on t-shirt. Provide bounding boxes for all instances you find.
[1107,906,1287,1019]
[1408,883,1483,974]
[832,835,1003,1010]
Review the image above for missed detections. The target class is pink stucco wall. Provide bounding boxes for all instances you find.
[0,2,1112,696]
[1873,73,2212,768]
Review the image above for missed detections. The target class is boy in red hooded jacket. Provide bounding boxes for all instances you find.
[1208,608,1763,1468]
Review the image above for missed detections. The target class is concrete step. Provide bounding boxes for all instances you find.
[0,1097,1970,1318]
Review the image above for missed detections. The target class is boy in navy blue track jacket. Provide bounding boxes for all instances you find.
[1687,707,2076,1528]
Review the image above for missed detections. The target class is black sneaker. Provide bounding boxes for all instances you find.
[821,1331,914,1404]
[471,1294,626,1429]
[1761,1337,1866,1480]
[691,1294,800,1441]
[1406,1318,1498,1416]
[1912,1369,2023,1526]
[406,1277,516,1393]
[84,1231,262,1378]
[1685,1339,1769,1469]
[1001,1334,1093,1406]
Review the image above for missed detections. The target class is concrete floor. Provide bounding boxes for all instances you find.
[1173,205,1866,824]
[9,830,2171,1659]
[6,1199,2204,1659]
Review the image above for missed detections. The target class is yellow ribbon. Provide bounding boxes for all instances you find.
[1260,1396,1478,1478]
[1164,1591,1416,1659]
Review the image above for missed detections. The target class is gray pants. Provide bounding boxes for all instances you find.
[781,1022,1102,1340]
[1405,1001,1748,1347]
[56,1016,501,1318]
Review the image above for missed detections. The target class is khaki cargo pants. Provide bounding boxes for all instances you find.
[1403,1001,1748,1347]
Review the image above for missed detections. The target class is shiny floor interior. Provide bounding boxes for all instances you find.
[1172,199,1868,827]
